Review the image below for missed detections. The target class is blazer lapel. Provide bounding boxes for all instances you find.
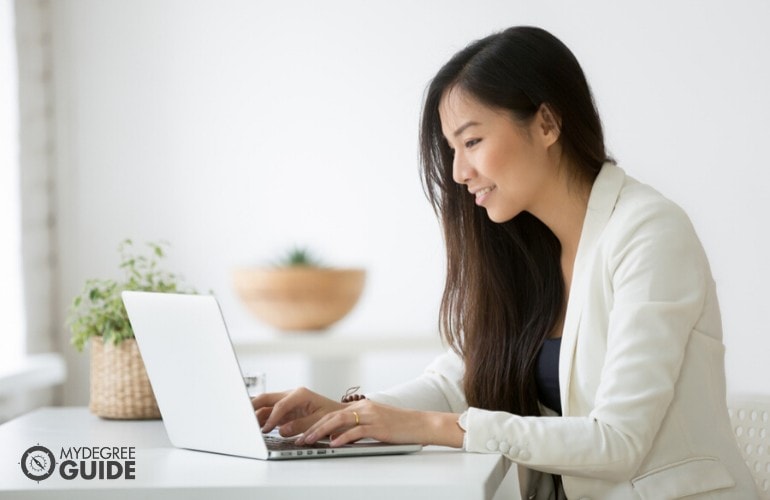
[559,162,626,415]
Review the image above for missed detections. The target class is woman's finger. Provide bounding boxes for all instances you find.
[277,413,321,437]
[299,408,360,445]
[251,391,288,411]
[261,386,333,433]
[329,425,368,447]
[255,406,273,427]
[260,390,306,432]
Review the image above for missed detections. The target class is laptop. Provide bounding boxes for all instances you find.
[121,291,422,460]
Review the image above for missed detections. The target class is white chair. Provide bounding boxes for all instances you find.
[728,394,770,498]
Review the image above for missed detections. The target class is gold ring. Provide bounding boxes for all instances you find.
[352,411,360,426]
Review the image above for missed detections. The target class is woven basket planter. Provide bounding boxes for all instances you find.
[89,337,161,419]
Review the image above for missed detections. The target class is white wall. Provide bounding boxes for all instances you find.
[49,0,770,404]
[1,0,24,367]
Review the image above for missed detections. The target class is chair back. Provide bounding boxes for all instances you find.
[728,394,770,498]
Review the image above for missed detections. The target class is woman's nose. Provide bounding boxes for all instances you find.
[452,151,474,185]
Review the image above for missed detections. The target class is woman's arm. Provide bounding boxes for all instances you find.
[252,349,469,445]
[296,399,465,448]
[366,348,468,413]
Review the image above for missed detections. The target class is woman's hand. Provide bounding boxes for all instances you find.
[251,387,345,437]
[296,399,465,448]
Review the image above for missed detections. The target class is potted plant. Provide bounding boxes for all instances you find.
[232,246,365,331]
[67,239,193,419]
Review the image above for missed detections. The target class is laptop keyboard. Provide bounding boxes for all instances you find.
[263,434,331,451]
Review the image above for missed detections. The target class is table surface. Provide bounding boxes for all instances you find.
[0,407,511,500]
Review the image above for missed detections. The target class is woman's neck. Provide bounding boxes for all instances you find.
[530,165,592,261]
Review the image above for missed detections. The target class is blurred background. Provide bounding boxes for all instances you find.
[1,0,768,421]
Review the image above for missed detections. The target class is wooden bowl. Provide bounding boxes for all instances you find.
[232,267,366,331]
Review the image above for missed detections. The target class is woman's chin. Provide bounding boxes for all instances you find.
[484,207,519,224]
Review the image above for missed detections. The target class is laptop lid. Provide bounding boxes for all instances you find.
[122,291,268,459]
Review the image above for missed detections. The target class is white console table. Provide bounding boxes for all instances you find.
[231,331,445,397]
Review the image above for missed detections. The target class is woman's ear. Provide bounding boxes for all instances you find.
[536,104,561,147]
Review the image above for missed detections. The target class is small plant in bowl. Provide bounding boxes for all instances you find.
[233,245,365,331]
[275,246,325,268]
[67,239,194,419]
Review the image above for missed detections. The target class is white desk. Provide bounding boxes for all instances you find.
[0,407,512,499]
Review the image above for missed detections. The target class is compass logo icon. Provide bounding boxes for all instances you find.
[20,444,56,482]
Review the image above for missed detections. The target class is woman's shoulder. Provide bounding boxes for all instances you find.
[596,165,707,267]
[595,165,714,310]
[609,167,695,235]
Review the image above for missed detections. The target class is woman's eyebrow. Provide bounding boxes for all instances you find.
[453,121,480,137]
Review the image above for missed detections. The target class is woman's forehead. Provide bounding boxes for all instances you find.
[439,87,509,138]
[439,88,483,133]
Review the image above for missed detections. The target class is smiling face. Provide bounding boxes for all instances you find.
[439,87,561,223]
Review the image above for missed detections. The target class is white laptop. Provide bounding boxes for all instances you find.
[121,291,422,460]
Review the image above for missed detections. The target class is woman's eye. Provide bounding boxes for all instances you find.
[465,139,481,148]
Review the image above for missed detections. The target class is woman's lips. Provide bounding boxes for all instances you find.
[474,186,496,206]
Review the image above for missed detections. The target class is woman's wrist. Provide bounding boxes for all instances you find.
[423,411,465,448]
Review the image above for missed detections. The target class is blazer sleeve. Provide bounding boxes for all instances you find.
[461,198,710,481]
[367,348,468,413]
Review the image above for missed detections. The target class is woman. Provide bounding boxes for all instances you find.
[252,26,757,499]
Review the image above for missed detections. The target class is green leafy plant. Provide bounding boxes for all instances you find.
[67,239,193,351]
[275,246,325,268]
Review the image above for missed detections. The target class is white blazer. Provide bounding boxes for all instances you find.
[370,163,758,499]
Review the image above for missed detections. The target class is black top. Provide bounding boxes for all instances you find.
[535,337,562,415]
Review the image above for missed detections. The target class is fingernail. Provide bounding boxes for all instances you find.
[295,435,305,445]
[304,432,317,443]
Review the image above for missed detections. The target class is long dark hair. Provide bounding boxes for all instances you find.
[420,26,610,416]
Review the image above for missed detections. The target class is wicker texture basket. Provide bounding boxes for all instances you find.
[89,337,161,419]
